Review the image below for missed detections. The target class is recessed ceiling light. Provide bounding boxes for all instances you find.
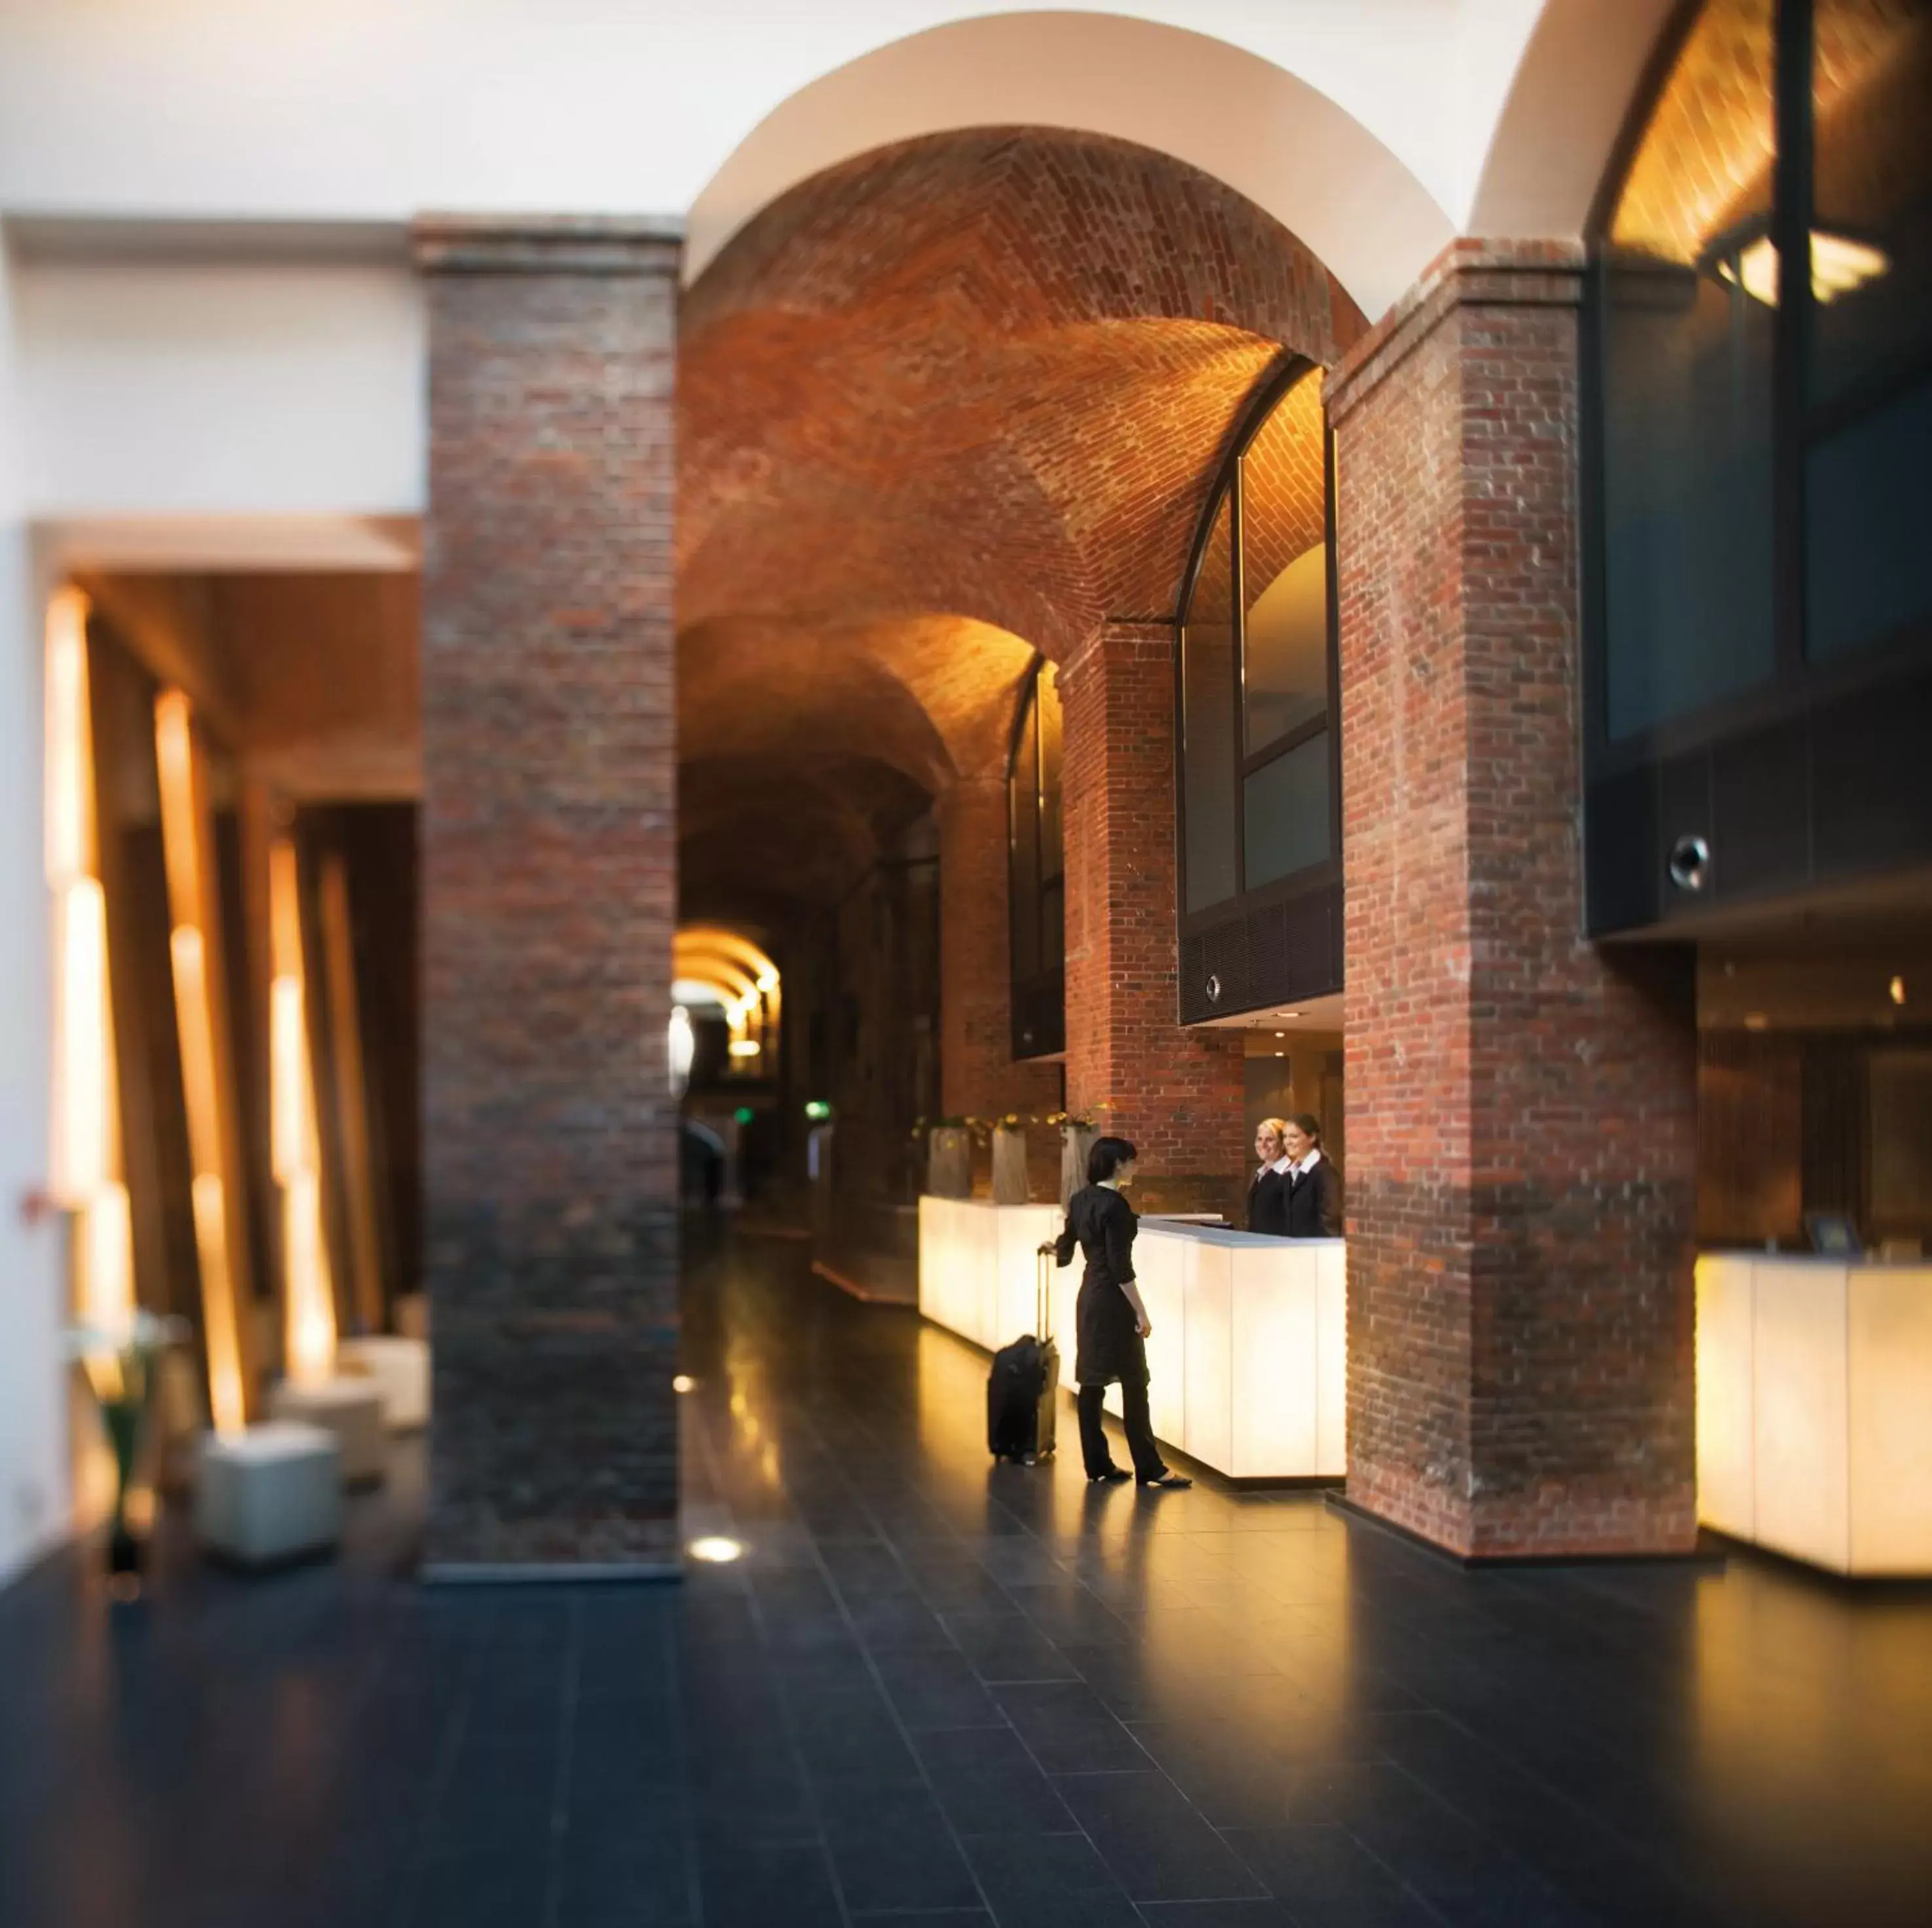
[1274,1050,1285,1057]
[673,1375,696,1394]
[1274,1031,1286,1038]
[1890,975,1906,1007]
[688,1536,744,1564]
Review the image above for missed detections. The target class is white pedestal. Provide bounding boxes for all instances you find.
[266,1377,388,1485]
[338,1335,431,1431]
[195,1423,343,1566]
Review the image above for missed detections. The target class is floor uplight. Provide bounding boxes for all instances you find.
[688,1536,744,1564]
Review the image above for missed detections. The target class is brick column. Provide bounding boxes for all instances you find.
[415,216,681,1576]
[1328,241,1698,1560]
[1061,622,1243,1214]
[937,775,1061,1193]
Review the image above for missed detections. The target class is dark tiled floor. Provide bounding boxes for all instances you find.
[4,1229,1931,1927]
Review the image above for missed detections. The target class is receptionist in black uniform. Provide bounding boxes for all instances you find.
[1248,1117,1291,1235]
[1053,1136,1192,1489]
[1280,1113,1343,1238]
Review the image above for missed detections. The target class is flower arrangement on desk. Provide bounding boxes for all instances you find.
[64,1308,188,1594]
[910,1105,1116,1205]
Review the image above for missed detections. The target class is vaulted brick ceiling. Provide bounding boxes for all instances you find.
[676,126,1365,915]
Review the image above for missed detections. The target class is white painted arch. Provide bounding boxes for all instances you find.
[684,11,1458,321]
[1467,0,1677,239]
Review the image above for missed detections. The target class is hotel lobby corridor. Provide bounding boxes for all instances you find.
[4,1226,1929,1928]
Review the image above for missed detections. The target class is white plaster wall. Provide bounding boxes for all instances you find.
[0,1,1537,236]
[14,253,425,519]
[0,231,67,1591]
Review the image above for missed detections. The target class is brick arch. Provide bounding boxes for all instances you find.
[682,9,1454,316]
[677,125,1366,913]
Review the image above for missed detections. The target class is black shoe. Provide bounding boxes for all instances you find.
[1087,1468,1131,1484]
[1138,1471,1193,1490]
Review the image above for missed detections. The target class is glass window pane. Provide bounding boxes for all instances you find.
[1239,374,1330,753]
[1009,682,1040,979]
[1038,663,1064,883]
[1806,0,1932,663]
[1601,0,1776,738]
[1182,488,1238,913]
[1242,732,1332,889]
[1244,544,1329,748]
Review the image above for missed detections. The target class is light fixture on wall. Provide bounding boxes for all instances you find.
[45,591,118,1218]
[45,589,139,1369]
[669,1004,695,1096]
[1890,975,1906,1008]
[1704,215,1889,307]
[728,1039,762,1059]
[269,836,336,1390]
[155,692,248,1435]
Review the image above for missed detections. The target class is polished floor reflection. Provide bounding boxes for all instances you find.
[3,1229,1930,1927]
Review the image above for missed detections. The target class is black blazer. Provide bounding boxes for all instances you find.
[1055,1185,1143,1386]
[1283,1156,1343,1238]
[1247,1167,1289,1236]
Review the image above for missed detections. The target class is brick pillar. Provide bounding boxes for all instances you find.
[1328,241,1698,1560]
[1061,621,1243,1214]
[415,216,681,1576]
[937,775,1060,1194]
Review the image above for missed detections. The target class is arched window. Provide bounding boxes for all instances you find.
[1586,0,1932,928]
[1008,657,1064,1059]
[1174,364,1341,1021]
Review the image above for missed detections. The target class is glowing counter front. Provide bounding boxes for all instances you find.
[917,1198,1346,1479]
[1696,1253,1932,1576]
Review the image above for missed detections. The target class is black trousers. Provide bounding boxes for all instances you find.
[1077,1378,1167,1481]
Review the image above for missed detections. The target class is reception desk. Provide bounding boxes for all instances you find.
[1696,1253,1932,1576]
[917,1197,1346,1479]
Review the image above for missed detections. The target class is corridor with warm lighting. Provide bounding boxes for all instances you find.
[4,1229,1929,1928]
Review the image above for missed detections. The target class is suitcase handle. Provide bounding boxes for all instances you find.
[1036,1243,1055,1342]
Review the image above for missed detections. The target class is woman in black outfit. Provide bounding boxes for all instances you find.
[1053,1136,1192,1489]
[1280,1113,1343,1238]
[1247,1117,1291,1235]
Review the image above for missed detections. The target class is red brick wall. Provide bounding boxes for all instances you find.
[1337,245,1700,1568]
[937,775,1062,1195]
[1061,621,1244,1211]
[415,216,682,1573]
[1329,241,1698,1560]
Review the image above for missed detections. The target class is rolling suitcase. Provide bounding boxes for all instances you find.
[986,1248,1060,1464]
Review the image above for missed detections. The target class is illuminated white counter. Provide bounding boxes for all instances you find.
[918,1197,1346,1479]
[1697,1253,1932,1576]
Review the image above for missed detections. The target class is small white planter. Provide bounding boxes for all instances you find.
[991,1127,1030,1205]
[927,1127,972,1199]
[1061,1125,1098,1208]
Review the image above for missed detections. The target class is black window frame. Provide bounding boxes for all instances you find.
[1173,359,1343,949]
[1007,654,1065,1060]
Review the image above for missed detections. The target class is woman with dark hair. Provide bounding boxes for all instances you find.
[1051,1136,1192,1489]
[1280,1113,1343,1238]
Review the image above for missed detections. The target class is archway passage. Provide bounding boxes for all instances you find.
[676,126,1365,1211]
